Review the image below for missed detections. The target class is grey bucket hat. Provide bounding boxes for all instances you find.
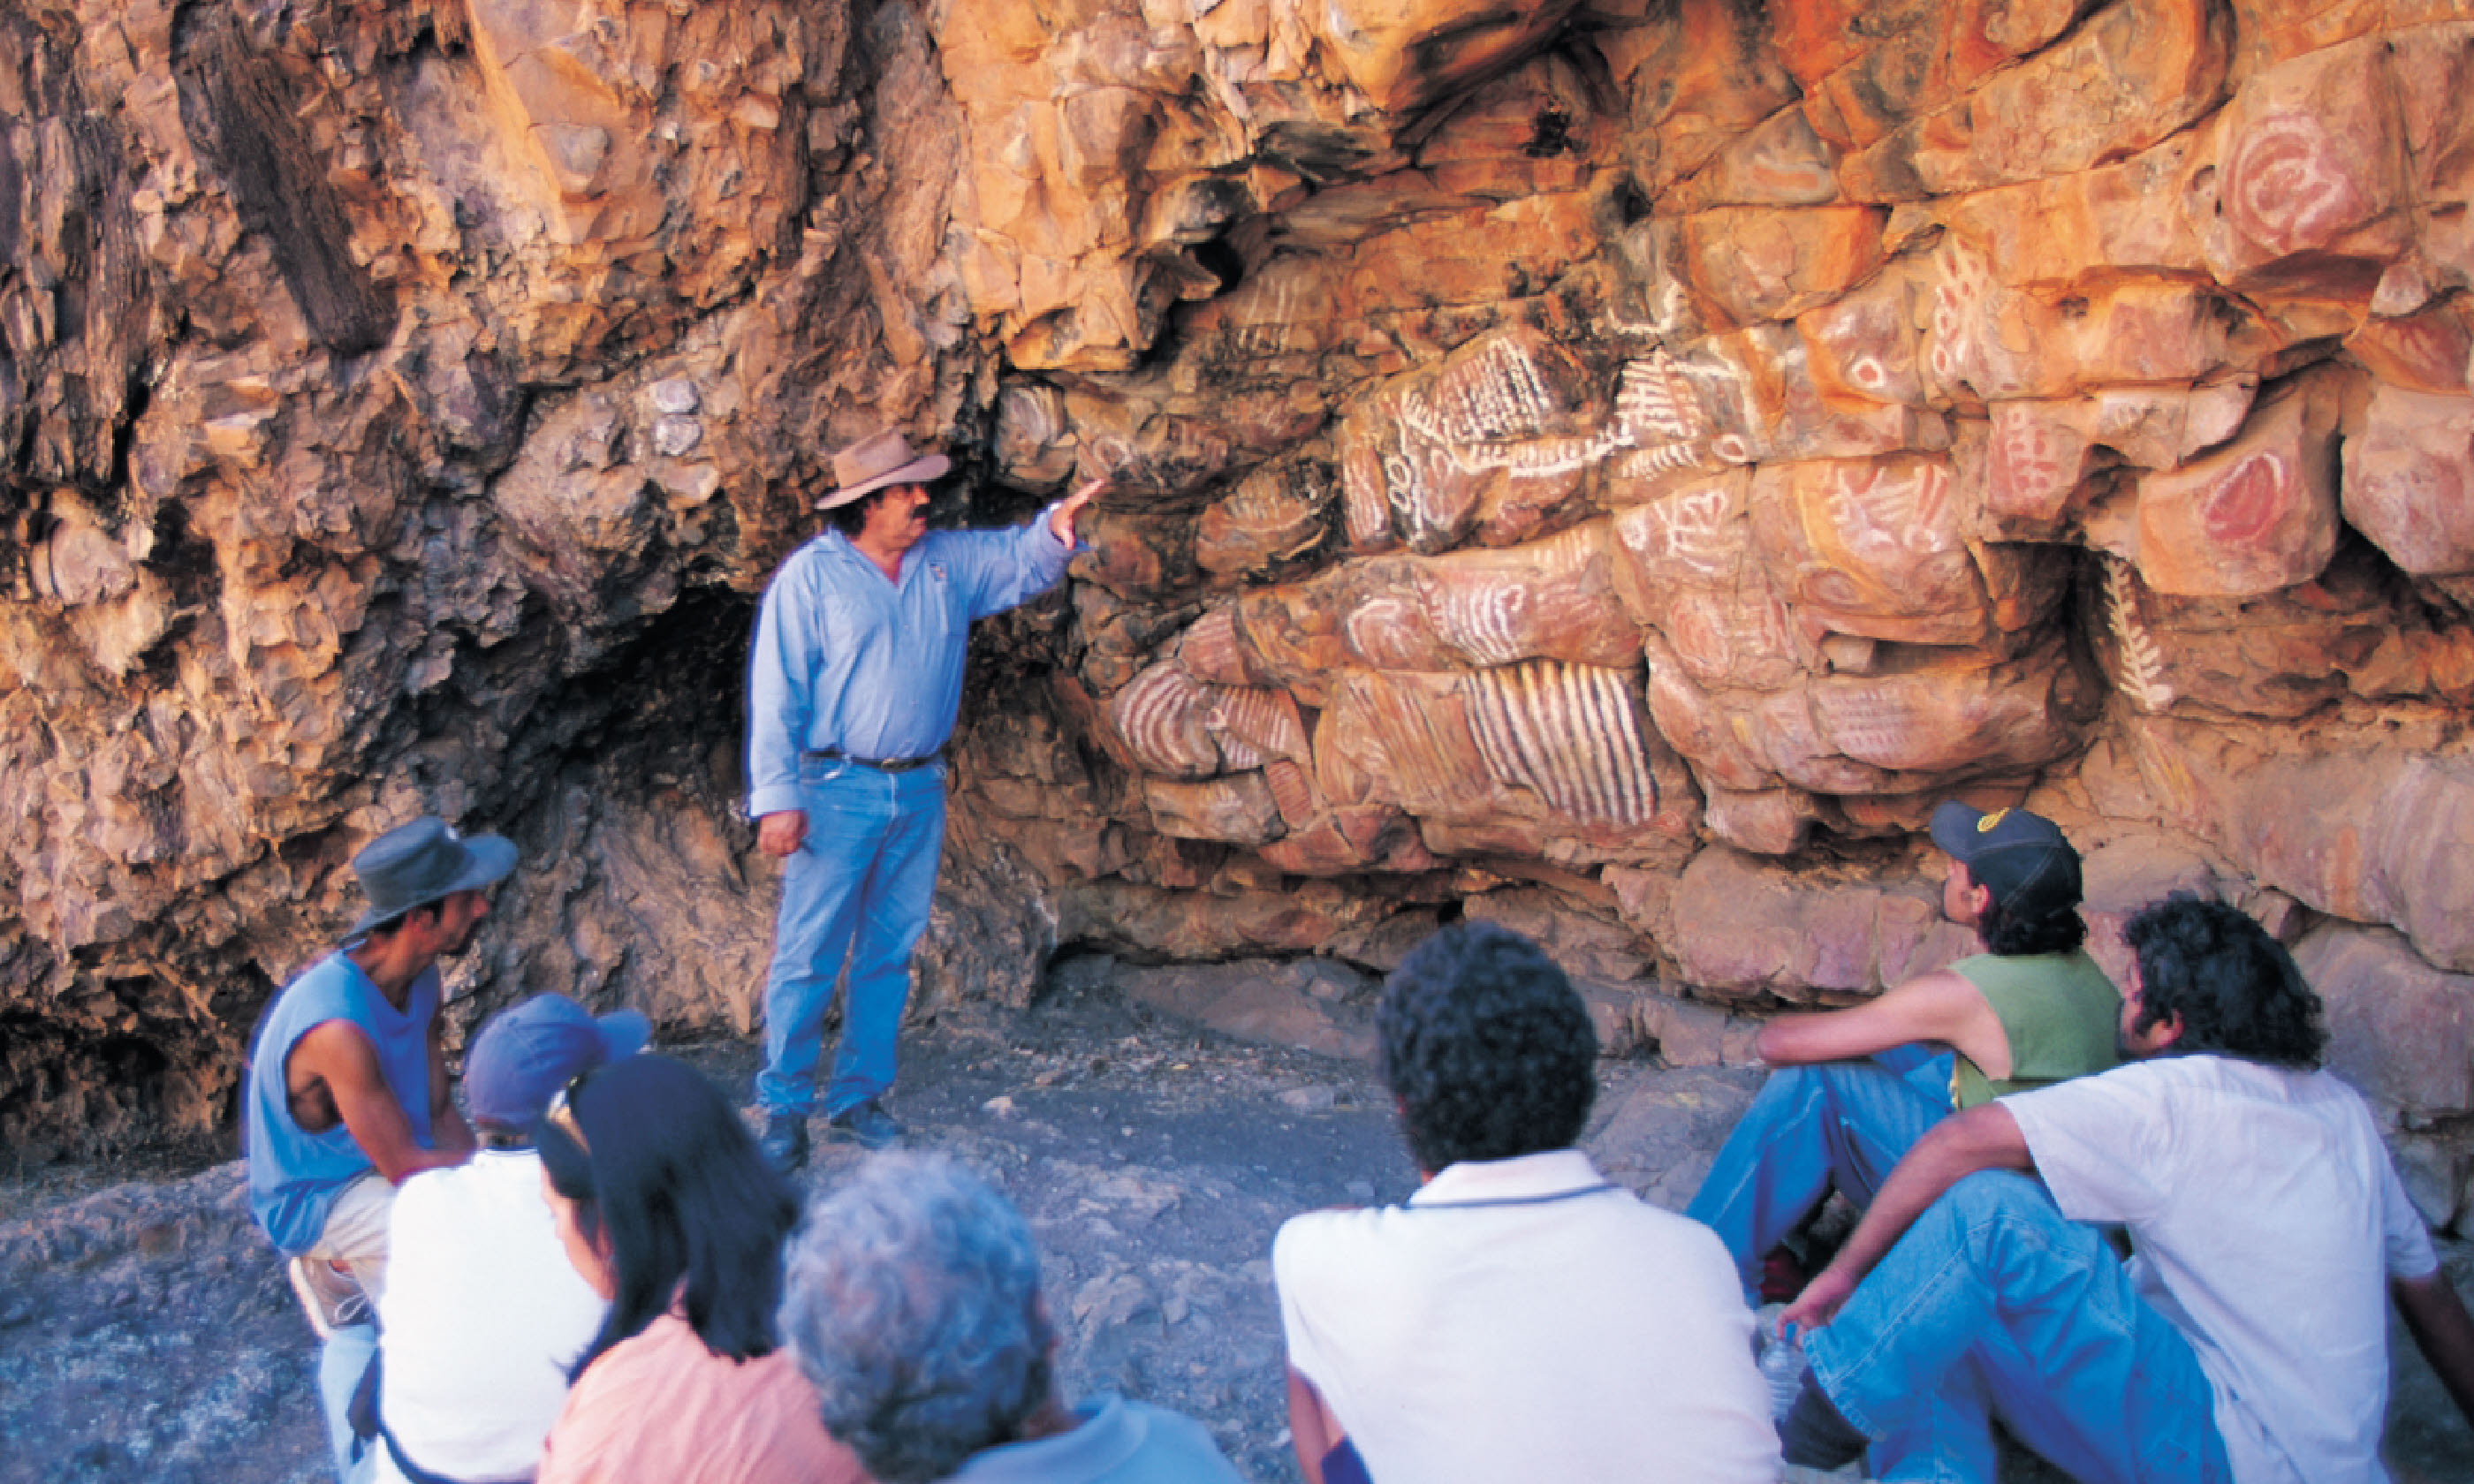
[347,816,518,936]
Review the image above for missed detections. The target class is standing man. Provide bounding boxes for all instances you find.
[1686,799,2121,1302]
[746,429,1099,1170]
[247,815,506,1332]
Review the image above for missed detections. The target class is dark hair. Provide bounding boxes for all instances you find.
[826,485,898,538]
[536,1054,801,1378]
[1378,922,1598,1173]
[1977,888,2087,957]
[2123,895,2326,1068]
[357,899,442,943]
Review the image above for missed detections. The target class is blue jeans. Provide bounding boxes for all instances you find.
[1804,1171,2232,1484]
[756,756,947,1118]
[1686,1049,1954,1301]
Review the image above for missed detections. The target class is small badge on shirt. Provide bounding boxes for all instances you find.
[928,563,946,581]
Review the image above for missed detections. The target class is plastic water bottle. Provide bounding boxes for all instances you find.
[1757,1322,1806,1421]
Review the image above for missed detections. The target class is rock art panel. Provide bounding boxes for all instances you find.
[11,0,2474,1172]
[2199,39,2410,284]
[2133,372,2341,596]
[1750,454,1989,645]
[1339,327,1606,554]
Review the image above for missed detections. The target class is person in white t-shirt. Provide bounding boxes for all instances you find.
[1272,922,1780,1484]
[1776,896,2474,1483]
[362,993,648,1484]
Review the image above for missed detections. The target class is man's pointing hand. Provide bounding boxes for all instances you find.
[1051,476,1105,545]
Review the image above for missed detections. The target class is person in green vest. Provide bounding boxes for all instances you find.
[1685,801,2121,1306]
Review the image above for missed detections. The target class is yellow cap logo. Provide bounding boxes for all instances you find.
[1977,808,2010,833]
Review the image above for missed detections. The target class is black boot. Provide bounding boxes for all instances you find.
[758,1110,810,1173]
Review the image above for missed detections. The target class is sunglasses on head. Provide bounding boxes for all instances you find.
[543,1066,596,1155]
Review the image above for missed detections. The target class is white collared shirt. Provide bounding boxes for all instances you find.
[1273,1148,1780,1484]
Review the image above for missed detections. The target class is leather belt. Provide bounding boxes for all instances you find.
[810,746,940,774]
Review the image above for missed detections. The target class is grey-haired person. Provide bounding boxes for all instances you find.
[779,1151,1241,1484]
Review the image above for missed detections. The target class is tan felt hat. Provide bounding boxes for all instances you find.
[818,429,952,510]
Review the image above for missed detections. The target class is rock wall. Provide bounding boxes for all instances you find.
[4,0,2471,1221]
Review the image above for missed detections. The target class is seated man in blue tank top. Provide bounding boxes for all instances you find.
[245,816,510,1336]
[1686,801,2121,1306]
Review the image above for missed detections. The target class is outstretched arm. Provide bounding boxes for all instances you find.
[2394,1268,2474,1427]
[1781,1102,2034,1331]
[1757,969,2007,1075]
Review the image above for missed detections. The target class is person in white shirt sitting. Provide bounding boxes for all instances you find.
[363,993,646,1483]
[1272,921,1780,1484]
[1777,895,2474,1482]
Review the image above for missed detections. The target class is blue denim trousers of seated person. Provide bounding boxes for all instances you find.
[1686,1045,1954,1303]
[1802,1170,2232,1484]
[756,755,947,1119]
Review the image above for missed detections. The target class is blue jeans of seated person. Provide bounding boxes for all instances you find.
[1686,1046,1954,1303]
[756,755,947,1120]
[1802,1170,2232,1484]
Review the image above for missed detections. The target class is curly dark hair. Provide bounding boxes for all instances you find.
[1378,921,1598,1173]
[826,484,897,539]
[2123,895,2326,1068]
[537,1054,801,1379]
[1978,892,2088,957]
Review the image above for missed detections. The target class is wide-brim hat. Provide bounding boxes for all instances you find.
[1930,799,2082,921]
[466,993,653,1130]
[818,429,950,511]
[347,815,519,935]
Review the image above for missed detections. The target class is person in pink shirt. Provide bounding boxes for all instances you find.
[533,1054,868,1484]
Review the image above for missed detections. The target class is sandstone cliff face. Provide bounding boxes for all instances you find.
[4,0,2472,1221]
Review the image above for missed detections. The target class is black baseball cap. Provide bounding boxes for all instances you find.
[1929,800,2082,922]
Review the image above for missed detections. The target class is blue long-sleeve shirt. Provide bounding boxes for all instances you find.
[745,511,1074,819]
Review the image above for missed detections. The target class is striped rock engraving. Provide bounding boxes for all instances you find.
[1457,660,1658,828]
[1112,662,1223,779]
[1340,439,1397,552]
[1399,333,1571,448]
[1415,525,1638,672]
[1206,685,1309,770]
[1320,670,1491,818]
[1176,606,1266,687]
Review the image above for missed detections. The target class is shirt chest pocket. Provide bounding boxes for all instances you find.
[911,564,958,643]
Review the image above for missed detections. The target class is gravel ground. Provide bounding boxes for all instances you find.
[4,973,2470,1482]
